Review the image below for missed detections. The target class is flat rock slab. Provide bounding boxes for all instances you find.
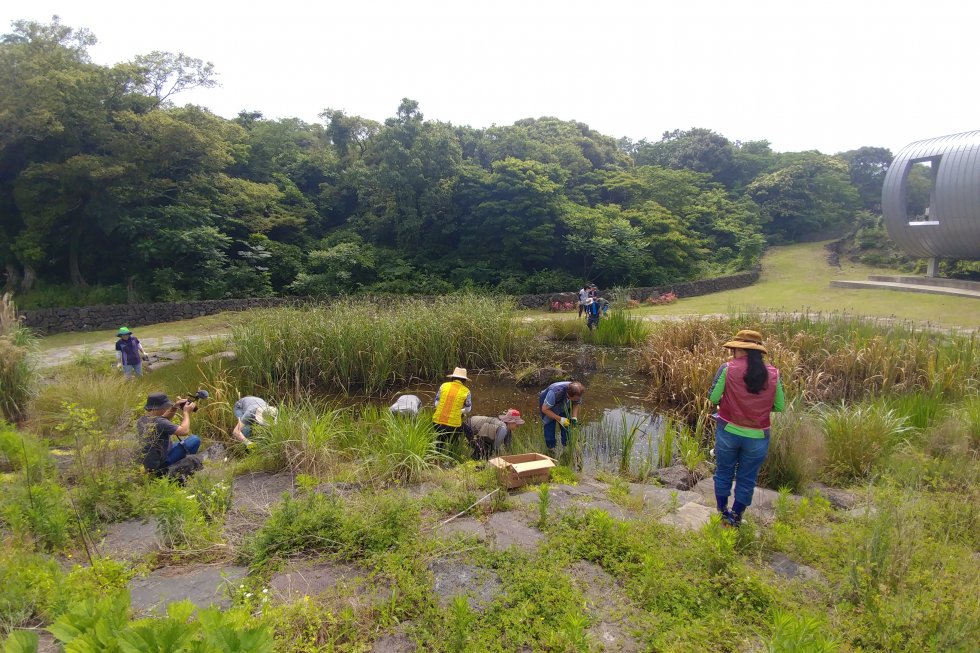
[807,483,859,510]
[769,553,823,582]
[486,511,544,552]
[658,502,713,532]
[98,518,159,560]
[200,351,236,363]
[230,472,295,514]
[568,561,641,652]
[628,484,705,510]
[655,464,696,491]
[692,478,798,519]
[129,565,247,614]
[371,627,417,653]
[434,517,487,541]
[429,558,502,611]
[267,560,388,608]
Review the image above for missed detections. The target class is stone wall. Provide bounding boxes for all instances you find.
[20,269,761,335]
[514,269,761,309]
[20,297,302,335]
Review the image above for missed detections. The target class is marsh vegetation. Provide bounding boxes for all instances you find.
[1,300,978,652]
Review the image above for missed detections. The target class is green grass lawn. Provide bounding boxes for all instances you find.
[631,241,980,329]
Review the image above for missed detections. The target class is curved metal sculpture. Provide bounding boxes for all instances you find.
[882,130,980,263]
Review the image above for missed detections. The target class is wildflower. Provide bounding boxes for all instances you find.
[262,588,268,593]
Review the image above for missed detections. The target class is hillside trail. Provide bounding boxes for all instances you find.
[38,334,229,369]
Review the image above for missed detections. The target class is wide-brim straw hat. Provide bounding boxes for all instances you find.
[254,405,278,426]
[723,329,768,354]
[448,367,469,381]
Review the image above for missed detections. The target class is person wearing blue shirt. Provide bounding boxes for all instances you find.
[538,380,585,455]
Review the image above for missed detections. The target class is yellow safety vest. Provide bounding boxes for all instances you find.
[432,380,470,428]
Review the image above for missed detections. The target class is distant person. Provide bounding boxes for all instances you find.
[584,297,602,330]
[137,392,200,475]
[464,408,525,459]
[115,327,148,378]
[232,396,278,447]
[578,285,590,318]
[709,329,785,528]
[539,381,585,456]
[433,367,472,450]
[390,394,422,417]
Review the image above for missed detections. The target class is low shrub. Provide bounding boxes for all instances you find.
[0,424,52,482]
[0,549,63,635]
[149,477,219,552]
[0,478,72,552]
[760,408,826,492]
[822,404,911,482]
[247,485,419,567]
[766,610,838,653]
[0,294,38,423]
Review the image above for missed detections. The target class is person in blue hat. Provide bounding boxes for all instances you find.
[115,327,148,378]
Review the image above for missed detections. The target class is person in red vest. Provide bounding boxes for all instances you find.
[432,367,472,451]
[709,329,785,527]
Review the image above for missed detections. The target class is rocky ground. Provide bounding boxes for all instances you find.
[94,467,858,652]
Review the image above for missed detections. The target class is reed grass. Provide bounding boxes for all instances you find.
[586,307,651,347]
[822,403,912,483]
[233,295,532,396]
[640,313,979,422]
[0,294,38,423]
[759,407,826,492]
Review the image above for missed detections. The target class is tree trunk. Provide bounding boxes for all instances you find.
[3,263,20,293]
[69,217,89,288]
[20,265,35,293]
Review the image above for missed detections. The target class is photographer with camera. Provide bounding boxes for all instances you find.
[137,392,201,475]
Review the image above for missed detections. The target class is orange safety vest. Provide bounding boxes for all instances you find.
[432,380,470,428]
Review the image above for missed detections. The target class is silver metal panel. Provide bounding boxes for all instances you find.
[882,130,980,258]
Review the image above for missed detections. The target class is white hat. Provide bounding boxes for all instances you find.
[254,405,278,426]
[448,367,469,381]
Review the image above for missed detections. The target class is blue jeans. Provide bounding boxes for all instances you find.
[713,424,769,508]
[166,435,201,465]
[122,363,143,378]
[542,413,568,448]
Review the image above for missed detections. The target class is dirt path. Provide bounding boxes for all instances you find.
[38,334,229,369]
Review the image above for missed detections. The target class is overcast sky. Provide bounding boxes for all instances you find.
[4,0,978,154]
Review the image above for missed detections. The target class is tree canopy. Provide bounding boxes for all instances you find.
[0,18,894,303]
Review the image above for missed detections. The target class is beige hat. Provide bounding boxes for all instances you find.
[448,367,469,381]
[723,329,768,354]
[254,405,278,426]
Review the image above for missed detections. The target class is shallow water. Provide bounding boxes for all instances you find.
[351,344,672,474]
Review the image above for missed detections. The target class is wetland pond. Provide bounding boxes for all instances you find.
[344,344,679,476]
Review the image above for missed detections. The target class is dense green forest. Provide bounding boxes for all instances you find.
[0,18,905,306]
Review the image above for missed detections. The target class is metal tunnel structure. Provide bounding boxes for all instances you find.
[881,130,980,264]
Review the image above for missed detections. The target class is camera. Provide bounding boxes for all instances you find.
[177,389,210,412]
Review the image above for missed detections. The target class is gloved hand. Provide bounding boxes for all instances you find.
[558,417,570,428]
[141,353,150,362]
[244,439,255,450]
[570,417,578,426]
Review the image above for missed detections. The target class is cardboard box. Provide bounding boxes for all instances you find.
[489,453,557,489]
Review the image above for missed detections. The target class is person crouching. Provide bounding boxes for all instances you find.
[138,392,201,476]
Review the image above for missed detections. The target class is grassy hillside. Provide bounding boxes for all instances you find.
[634,241,980,328]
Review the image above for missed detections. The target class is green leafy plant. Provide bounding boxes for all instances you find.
[149,477,218,551]
[447,595,475,653]
[822,403,912,482]
[766,610,839,653]
[537,483,551,529]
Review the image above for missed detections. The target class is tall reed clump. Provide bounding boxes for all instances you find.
[639,313,979,422]
[0,293,39,423]
[586,307,651,347]
[822,403,912,483]
[759,407,826,493]
[233,294,531,396]
[362,412,446,484]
